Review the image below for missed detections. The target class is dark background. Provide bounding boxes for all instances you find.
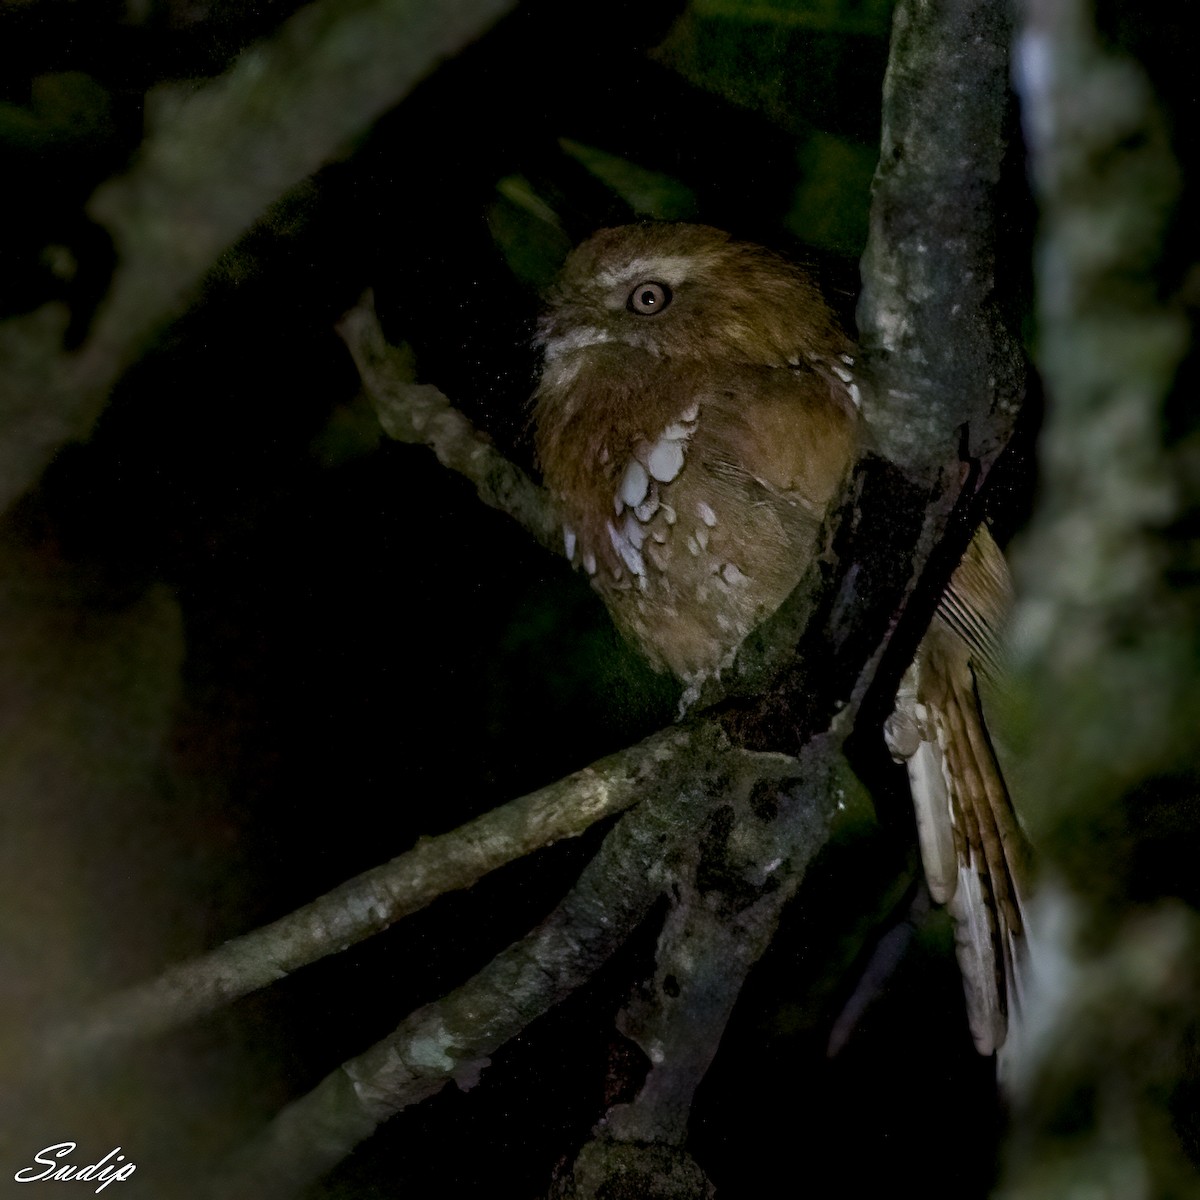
[9,0,1191,1195]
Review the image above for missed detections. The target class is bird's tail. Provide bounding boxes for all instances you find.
[886,527,1031,1056]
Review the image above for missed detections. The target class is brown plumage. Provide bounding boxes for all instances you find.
[532,223,1029,1054]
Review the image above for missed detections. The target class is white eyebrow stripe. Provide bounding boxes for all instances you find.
[595,255,697,289]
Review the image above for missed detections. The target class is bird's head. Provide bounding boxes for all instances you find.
[535,223,844,373]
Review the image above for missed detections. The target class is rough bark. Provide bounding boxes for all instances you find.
[858,0,1024,477]
[710,0,1026,738]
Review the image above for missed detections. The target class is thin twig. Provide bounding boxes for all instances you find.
[335,290,563,556]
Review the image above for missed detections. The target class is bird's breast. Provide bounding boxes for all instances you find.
[538,366,826,683]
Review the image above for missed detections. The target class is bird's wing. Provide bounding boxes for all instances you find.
[886,526,1031,1055]
[691,361,859,519]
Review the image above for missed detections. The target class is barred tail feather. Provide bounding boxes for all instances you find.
[888,526,1031,1057]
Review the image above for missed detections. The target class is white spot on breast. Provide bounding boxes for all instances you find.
[848,382,862,409]
[840,353,855,366]
[721,562,747,585]
[634,491,660,522]
[680,401,700,422]
[661,504,676,525]
[695,527,709,552]
[696,501,717,528]
[583,552,596,575]
[832,364,853,383]
[620,459,649,508]
[608,519,645,576]
[645,438,685,483]
[623,513,646,549]
[564,526,577,562]
[661,422,691,441]
[686,534,700,556]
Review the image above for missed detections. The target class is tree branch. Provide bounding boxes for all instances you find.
[309,7,1028,1193]
[40,724,706,1067]
[1000,1,1200,1193]
[857,0,1024,478]
[557,741,866,1200]
[713,0,1025,749]
[553,7,1030,1186]
[17,0,1028,1189]
[206,725,819,1200]
[335,290,562,555]
[1010,0,1191,803]
[0,0,518,519]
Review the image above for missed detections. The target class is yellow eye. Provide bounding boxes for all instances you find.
[627,281,672,315]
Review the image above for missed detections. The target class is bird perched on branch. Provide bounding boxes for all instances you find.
[531,222,1029,1056]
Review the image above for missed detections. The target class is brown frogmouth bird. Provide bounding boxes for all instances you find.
[532,223,1028,1056]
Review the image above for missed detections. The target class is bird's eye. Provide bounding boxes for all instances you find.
[627,281,672,315]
